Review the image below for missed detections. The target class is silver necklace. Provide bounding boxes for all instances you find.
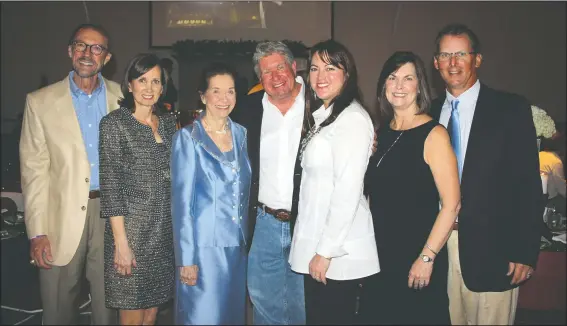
[375,130,404,167]
[375,115,417,167]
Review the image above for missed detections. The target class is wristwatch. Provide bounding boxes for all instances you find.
[420,253,434,263]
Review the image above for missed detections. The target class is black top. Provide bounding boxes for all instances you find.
[367,120,441,267]
[364,119,450,324]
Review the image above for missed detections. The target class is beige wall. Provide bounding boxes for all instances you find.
[334,1,566,124]
[2,1,566,133]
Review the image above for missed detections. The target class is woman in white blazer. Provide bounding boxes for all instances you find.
[288,39,379,325]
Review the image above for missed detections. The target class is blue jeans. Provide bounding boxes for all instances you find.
[247,207,306,325]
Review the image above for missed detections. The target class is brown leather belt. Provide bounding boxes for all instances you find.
[89,190,101,199]
[452,222,459,231]
[258,202,292,222]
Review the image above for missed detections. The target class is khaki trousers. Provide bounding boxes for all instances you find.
[39,198,117,324]
[447,231,518,325]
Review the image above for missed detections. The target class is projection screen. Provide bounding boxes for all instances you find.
[150,1,332,47]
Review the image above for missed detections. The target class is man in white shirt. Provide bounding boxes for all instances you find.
[431,23,543,325]
[231,41,306,325]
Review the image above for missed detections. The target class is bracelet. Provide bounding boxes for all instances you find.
[425,243,439,256]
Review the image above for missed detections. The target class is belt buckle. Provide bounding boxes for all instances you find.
[274,209,291,222]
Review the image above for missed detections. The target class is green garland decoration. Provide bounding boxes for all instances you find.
[172,39,308,61]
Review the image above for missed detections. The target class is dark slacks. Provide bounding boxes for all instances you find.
[304,273,372,325]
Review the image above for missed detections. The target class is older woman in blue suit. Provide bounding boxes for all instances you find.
[171,62,251,325]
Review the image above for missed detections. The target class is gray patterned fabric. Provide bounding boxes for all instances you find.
[99,107,177,309]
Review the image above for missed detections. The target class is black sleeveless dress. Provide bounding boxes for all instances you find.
[364,120,450,325]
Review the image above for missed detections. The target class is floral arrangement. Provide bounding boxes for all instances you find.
[531,105,556,139]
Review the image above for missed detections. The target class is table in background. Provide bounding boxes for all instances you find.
[518,242,566,311]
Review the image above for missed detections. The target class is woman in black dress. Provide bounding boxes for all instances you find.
[100,53,176,325]
[364,51,460,324]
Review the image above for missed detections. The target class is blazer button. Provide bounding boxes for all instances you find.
[81,206,86,211]
[85,178,89,183]
[232,216,236,221]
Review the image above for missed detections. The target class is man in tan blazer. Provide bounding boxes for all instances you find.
[20,23,122,324]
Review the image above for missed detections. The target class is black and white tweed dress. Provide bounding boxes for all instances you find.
[99,107,176,309]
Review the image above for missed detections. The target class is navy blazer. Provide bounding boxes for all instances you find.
[431,83,543,292]
[170,115,251,266]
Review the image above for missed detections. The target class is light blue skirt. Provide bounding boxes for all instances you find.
[174,246,247,325]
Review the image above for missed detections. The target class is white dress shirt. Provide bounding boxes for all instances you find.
[289,100,380,280]
[439,79,481,168]
[258,76,305,210]
[439,80,481,222]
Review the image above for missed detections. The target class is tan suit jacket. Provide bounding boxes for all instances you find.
[20,75,122,266]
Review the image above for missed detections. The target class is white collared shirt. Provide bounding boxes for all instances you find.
[439,79,481,168]
[258,76,305,210]
[289,100,380,280]
[439,80,481,222]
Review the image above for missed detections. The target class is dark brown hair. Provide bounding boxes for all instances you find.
[119,53,169,115]
[303,39,365,135]
[434,23,482,54]
[376,51,432,129]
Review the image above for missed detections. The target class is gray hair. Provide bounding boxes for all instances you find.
[252,41,295,78]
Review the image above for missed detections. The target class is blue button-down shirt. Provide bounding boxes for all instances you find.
[69,71,108,190]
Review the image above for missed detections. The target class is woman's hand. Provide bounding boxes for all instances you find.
[114,242,137,276]
[309,254,331,285]
[408,256,434,290]
[180,265,199,286]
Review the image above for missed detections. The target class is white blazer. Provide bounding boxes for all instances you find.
[289,100,380,280]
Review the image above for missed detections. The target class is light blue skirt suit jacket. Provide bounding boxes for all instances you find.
[171,116,251,325]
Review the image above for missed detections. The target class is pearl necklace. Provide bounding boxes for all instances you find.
[202,118,229,134]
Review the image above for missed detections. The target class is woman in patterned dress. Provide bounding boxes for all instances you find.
[99,53,176,325]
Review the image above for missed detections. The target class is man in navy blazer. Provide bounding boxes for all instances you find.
[430,23,543,325]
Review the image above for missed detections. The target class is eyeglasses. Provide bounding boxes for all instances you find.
[71,41,107,56]
[435,51,476,62]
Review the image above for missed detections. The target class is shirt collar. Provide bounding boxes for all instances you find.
[445,79,480,108]
[69,71,106,97]
[262,76,305,115]
[313,103,333,125]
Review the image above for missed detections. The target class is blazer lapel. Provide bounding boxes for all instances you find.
[431,94,446,121]
[460,84,490,189]
[191,117,235,169]
[104,77,121,113]
[53,78,89,161]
